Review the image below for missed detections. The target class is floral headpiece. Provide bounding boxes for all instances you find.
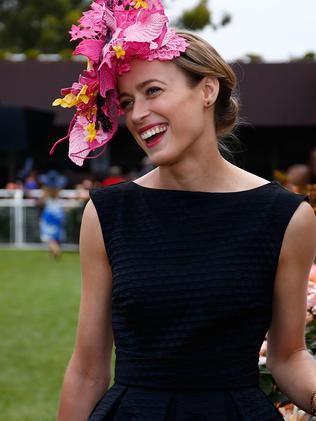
[50,0,188,166]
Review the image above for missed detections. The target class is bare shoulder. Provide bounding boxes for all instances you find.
[279,201,316,271]
[287,200,315,232]
[283,200,316,243]
[82,198,98,224]
[79,198,112,294]
[80,199,100,242]
[80,199,107,258]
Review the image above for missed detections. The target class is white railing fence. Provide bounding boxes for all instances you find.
[0,189,86,249]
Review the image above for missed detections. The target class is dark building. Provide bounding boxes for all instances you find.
[0,60,315,185]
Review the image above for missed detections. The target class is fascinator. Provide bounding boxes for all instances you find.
[50,0,188,166]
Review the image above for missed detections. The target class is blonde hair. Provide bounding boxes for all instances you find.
[174,31,239,145]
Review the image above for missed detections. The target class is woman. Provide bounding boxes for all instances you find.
[53,1,316,420]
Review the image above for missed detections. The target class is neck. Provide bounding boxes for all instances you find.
[153,147,237,191]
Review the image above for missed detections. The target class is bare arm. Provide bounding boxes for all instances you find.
[57,200,113,421]
[267,201,316,414]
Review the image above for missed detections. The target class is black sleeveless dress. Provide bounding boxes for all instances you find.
[88,180,309,421]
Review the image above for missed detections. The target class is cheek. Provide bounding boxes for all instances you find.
[170,97,204,137]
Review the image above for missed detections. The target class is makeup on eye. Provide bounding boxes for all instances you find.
[119,86,163,110]
[120,99,134,110]
[146,86,162,96]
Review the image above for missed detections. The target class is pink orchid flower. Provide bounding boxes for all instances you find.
[69,113,118,166]
[74,39,105,63]
[123,11,168,43]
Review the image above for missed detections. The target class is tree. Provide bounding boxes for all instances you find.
[0,0,232,54]
[290,51,316,62]
[0,0,89,53]
[176,0,231,31]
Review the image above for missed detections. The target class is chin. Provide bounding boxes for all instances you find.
[145,149,182,167]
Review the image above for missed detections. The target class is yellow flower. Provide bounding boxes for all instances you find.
[113,45,126,59]
[52,93,78,108]
[76,85,90,105]
[134,0,148,9]
[52,85,91,108]
[86,122,97,142]
[86,106,97,121]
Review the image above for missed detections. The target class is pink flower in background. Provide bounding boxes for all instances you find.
[307,264,316,316]
[279,404,310,420]
[309,263,316,284]
[307,284,316,315]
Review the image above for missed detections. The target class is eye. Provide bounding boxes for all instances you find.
[120,98,134,110]
[146,86,162,96]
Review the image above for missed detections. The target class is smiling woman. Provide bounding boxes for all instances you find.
[117,58,220,167]
[53,1,316,421]
[117,31,239,169]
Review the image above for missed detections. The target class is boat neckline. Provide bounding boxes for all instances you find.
[130,180,278,195]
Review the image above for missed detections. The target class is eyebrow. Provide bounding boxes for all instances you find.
[119,79,167,99]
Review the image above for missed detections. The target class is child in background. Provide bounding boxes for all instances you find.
[38,170,67,258]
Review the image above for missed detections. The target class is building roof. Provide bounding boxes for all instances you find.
[233,62,316,127]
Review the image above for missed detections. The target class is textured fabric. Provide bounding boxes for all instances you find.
[88,180,309,420]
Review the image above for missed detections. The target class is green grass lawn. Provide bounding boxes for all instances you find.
[0,249,115,421]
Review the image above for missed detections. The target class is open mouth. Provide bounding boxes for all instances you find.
[140,125,168,147]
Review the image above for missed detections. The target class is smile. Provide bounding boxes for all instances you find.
[140,125,168,141]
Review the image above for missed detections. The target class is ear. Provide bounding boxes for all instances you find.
[201,77,219,108]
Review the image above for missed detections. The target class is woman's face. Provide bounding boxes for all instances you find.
[117,59,216,166]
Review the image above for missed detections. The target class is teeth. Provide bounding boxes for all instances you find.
[140,125,167,141]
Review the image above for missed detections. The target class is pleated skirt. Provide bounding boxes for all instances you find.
[88,383,284,420]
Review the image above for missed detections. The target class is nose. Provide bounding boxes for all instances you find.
[131,97,150,125]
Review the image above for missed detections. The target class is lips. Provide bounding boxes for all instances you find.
[136,123,168,149]
[141,125,167,141]
[145,130,166,148]
[138,123,167,135]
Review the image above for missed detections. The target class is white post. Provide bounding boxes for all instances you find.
[14,189,24,247]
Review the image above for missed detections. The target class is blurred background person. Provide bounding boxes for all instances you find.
[101,165,126,187]
[38,170,67,258]
[75,178,94,202]
[285,164,311,192]
[23,171,39,191]
[309,147,316,184]
[5,180,23,190]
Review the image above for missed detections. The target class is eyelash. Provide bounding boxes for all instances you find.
[120,86,162,110]
[146,86,162,95]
